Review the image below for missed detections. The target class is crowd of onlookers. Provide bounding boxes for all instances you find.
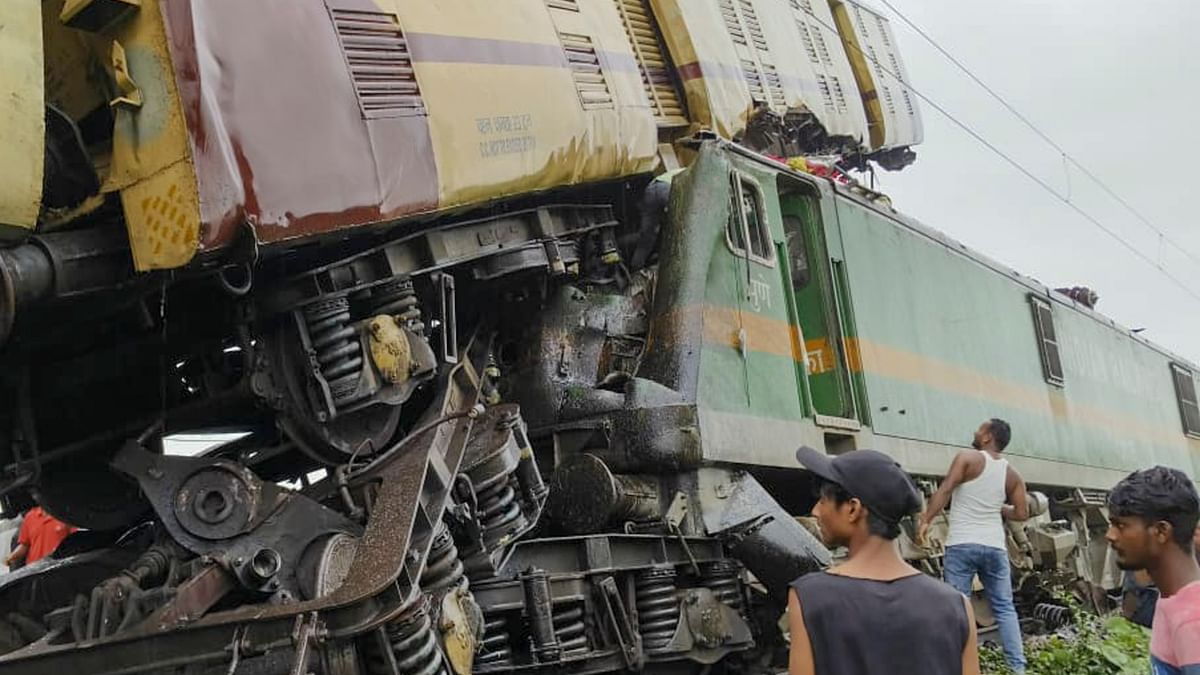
[788,419,1200,675]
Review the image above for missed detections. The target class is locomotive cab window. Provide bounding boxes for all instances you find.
[725,174,775,266]
[1170,363,1200,438]
[726,180,747,253]
[783,216,811,289]
[1029,296,1064,386]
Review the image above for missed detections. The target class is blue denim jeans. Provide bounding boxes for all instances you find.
[944,544,1026,673]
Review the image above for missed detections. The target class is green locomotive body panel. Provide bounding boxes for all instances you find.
[666,142,1199,488]
[834,194,1200,487]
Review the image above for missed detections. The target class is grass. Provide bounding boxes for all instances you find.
[980,600,1150,675]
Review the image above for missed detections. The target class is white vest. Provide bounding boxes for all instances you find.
[945,451,1008,551]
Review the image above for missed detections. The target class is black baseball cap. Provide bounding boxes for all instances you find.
[795,446,921,525]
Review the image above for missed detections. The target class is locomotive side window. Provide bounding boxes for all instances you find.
[725,174,775,266]
[726,176,748,253]
[1170,363,1200,438]
[1029,296,1064,386]
[742,180,773,264]
[783,215,811,289]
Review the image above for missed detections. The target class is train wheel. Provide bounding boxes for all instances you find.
[260,321,403,467]
[36,449,149,531]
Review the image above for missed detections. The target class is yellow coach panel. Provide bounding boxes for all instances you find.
[384,0,659,207]
[649,0,749,139]
[829,0,922,150]
[651,0,868,148]
[762,0,869,142]
[0,0,46,234]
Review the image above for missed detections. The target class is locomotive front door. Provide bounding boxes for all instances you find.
[777,176,859,427]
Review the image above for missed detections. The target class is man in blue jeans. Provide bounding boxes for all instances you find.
[918,419,1030,672]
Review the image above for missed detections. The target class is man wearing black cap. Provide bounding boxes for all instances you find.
[789,447,979,675]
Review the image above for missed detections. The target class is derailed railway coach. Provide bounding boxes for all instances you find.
[0,0,1197,674]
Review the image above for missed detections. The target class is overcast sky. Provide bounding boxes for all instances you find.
[864,0,1200,365]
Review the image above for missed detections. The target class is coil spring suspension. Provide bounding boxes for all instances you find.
[303,297,364,405]
[362,596,447,675]
[369,278,424,333]
[701,559,744,612]
[464,471,526,583]
[421,525,466,593]
[554,602,589,655]
[635,567,680,652]
[477,613,513,667]
[1033,603,1071,630]
[476,473,526,548]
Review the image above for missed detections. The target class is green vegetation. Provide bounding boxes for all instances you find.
[981,605,1150,675]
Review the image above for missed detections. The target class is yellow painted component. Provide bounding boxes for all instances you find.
[0,0,46,233]
[120,159,200,269]
[439,587,479,675]
[380,0,658,207]
[828,0,886,149]
[109,40,143,109]
[42,1,109,122]
[101,0,201,270]
[368,316,413,385]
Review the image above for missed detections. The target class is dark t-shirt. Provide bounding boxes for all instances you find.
[1123,571,1158,628]
[792,571,969,675]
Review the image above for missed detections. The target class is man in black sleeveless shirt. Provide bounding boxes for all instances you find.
[789,447,980,675]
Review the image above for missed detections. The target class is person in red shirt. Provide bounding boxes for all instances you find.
[4,506,77,567]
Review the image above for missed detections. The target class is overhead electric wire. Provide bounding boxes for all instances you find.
[874,0,1200,271]
[798,8,1200,304]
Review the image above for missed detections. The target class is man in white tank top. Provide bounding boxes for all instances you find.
[917,419,1030,673]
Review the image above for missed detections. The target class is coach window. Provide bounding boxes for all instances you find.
[1029,296,1064,386]
[1170,363,1200,438]
[725,173,775,267]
